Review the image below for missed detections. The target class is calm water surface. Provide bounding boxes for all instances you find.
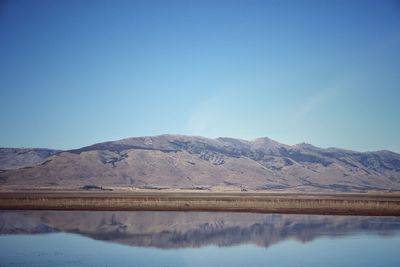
[1,211,400,267]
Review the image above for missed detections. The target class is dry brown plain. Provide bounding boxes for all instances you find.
[1,191,400,216]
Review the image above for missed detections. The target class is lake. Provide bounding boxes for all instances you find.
[1,210,400,267]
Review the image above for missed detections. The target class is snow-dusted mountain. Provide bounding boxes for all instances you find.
[1,135,400,192]
[0,148,61,170]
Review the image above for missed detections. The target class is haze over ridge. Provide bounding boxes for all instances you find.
[1,0,399,152]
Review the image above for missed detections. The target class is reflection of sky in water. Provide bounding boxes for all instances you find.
[1,232,400,267]
[1,211,400,266]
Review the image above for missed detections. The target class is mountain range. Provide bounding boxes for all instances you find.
[1,134,400,192]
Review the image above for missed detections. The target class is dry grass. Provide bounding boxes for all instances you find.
[0,191,400,216]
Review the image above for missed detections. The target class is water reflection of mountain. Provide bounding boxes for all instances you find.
[1,211,400,249]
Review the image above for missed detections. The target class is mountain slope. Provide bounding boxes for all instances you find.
[1,135,400,192]
[0,148,61,170]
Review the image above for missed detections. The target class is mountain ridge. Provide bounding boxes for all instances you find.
[1,134,400,192]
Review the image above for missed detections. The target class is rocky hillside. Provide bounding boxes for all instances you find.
[1,135,400,192]
[0,148,61,170]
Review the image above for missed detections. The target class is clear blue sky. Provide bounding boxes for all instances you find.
[1,0,399,152]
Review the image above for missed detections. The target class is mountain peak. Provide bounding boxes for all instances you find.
[294,142,319,150]
[1,134,400,193]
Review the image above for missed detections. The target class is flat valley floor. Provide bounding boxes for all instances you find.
[1,191,400,216]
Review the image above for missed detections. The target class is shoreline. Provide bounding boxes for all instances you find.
[1,191,400,216]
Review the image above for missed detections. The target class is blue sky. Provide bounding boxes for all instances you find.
[1,0,399,152]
